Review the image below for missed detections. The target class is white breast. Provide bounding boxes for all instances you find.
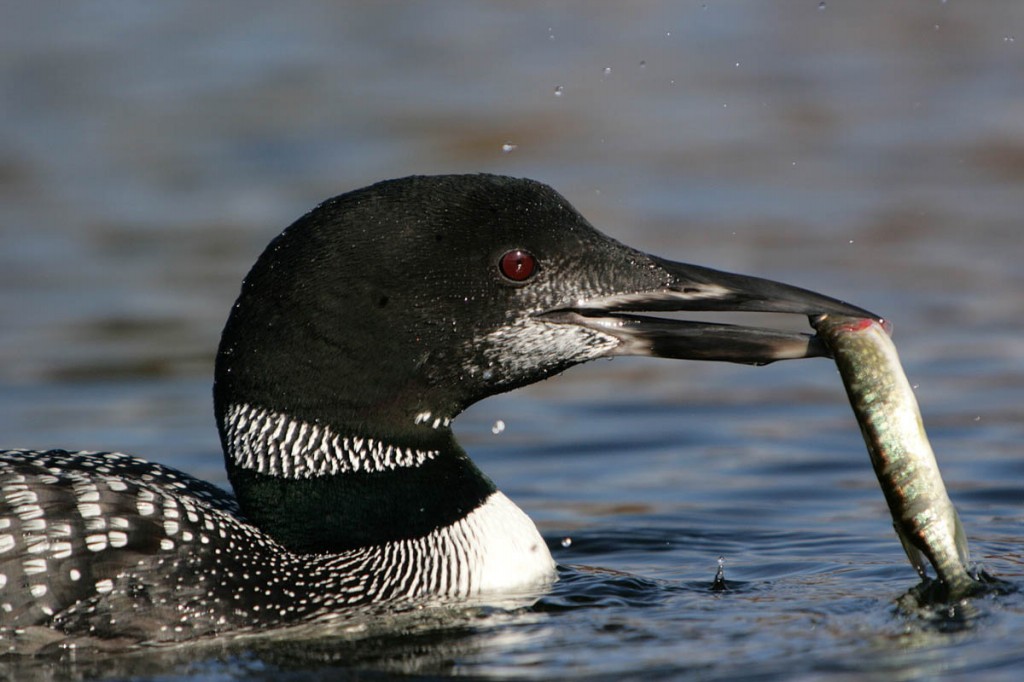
[454,491,556,595]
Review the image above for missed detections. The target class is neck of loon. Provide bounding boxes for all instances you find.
[217,404,495,555]
[213,296,497,555]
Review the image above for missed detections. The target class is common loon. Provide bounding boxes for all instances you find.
[0,175,877,646]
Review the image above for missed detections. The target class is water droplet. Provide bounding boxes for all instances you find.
[639,60,647,69]
[560,537,572,548]
[817,1,826,9]
[734,61,740,68]
[501,142,517,153]
[553,85,564,96]
[602,66,612,75]
[1004,36,1016,43]
[491,420,505,435]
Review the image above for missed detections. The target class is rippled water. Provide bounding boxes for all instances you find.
[2,2,1023,680]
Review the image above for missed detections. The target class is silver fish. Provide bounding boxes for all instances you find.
[814,314,979,599]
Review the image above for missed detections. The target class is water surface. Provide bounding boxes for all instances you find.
[1,2,1022,680]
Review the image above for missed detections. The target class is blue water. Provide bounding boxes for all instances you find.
[1,2,1023,679]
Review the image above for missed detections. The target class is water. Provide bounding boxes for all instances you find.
[2,1,1023,679]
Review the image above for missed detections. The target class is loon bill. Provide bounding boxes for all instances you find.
[0,174,878,647]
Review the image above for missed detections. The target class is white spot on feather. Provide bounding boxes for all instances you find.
[23,558,47,575]
[85,534,108,552]
[78,503,102,518]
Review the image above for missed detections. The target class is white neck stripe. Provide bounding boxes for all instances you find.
[223,403,441,479]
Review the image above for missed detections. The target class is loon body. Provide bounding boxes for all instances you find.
[0,175,876,646]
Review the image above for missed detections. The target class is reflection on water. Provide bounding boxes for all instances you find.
[2,1,1023,680]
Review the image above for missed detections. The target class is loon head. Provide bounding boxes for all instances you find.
[212,174,876,555]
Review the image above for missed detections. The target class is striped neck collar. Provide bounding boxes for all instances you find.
[222,403,445,479]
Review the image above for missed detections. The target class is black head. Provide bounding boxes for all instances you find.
[214,174,877,443]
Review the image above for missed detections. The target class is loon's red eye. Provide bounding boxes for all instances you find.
[498,249,537,282]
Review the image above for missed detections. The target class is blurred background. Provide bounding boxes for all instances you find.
[1,2,1022,679]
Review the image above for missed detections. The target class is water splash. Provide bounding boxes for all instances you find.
[711,556,729,591]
